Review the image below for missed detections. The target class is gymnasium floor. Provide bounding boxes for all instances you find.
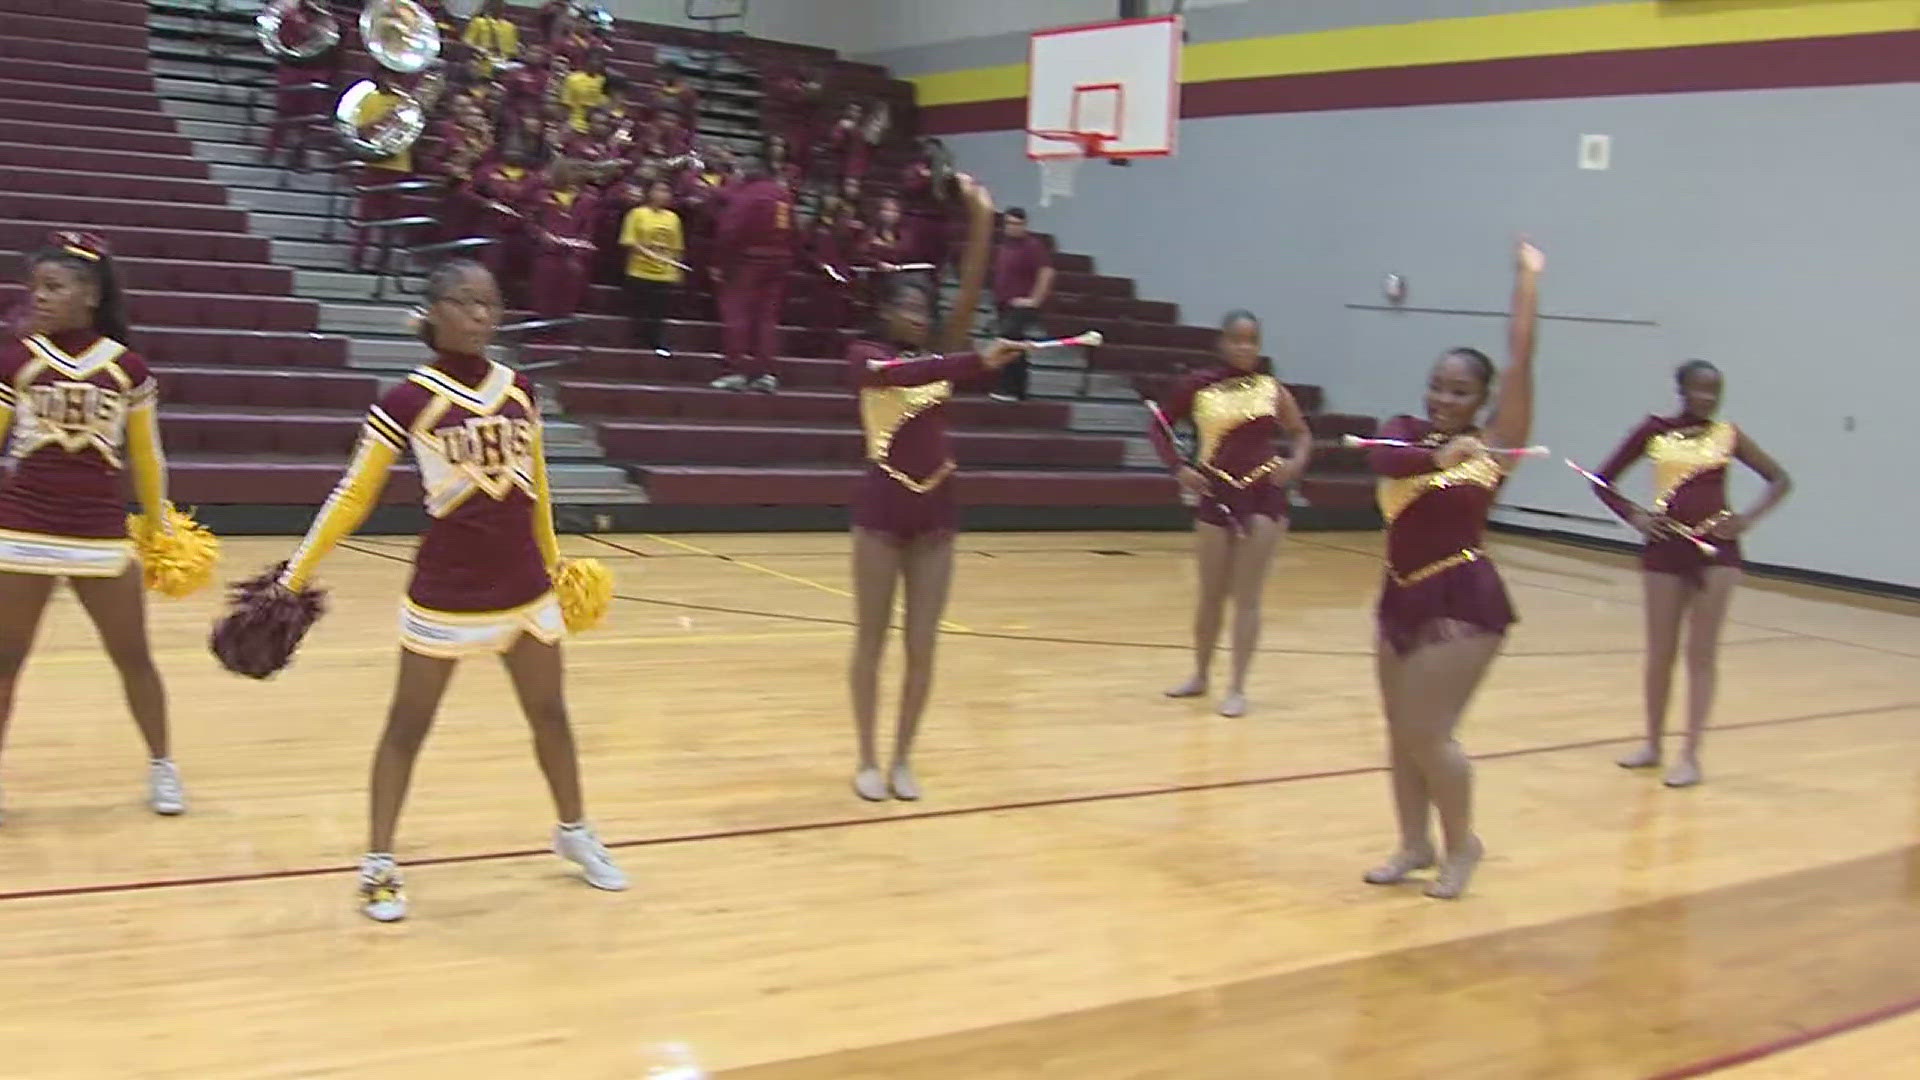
[0,530,1915,1078]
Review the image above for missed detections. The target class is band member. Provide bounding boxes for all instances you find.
[1362,239,1544,900]
[561,47,610,133]
[0,234,217,821]
[846,176,1011,802]
[500,43,552,128]
[348,68,421,271]
[460,0,519,74]
[527,161,601,328]
[620,179,684,355]
[473,145,543,299]
[264,0,343,165]
[1589,361,1792,787]
[211,260,621,922]
[1148,310,1312,718]
[710,167,795,393]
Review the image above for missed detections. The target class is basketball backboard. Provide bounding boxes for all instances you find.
[1026,15,1181,161]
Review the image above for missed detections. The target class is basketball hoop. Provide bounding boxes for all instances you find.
[1031,129,1108,207]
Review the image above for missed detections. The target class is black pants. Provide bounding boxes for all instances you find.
[625,277,676,351]
[995,304,1044,399]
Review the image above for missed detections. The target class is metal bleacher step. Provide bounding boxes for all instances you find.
[1068,400,1151,433]
[162,94,255,128]
[211,162,339,195]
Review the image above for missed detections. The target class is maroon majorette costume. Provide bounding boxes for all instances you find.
[1147,366,1292,528]
[1591,415,1744,582]
[1367,415,1518,656]
[849,340,984,542]
[0,330,168,578]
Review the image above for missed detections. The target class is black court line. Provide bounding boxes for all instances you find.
[0,700,1906,906]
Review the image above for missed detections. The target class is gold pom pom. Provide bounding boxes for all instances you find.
[127,503,221,598]
[553,557,613,633]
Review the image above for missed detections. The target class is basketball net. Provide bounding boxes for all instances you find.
[1032,131,1107,207]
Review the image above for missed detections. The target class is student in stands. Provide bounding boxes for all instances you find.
[986,208,1055,403]
[844,176,1014,802]
[561,47,611,133]
[0,234,211,821]
[528,161,601,331]
[1148,311,1313,719]
[674,148,735,290]
[899,141,952,275]
[864,196,909,271]
[827,102,873,183]
[765,135,803,192]
[501,42,552,128]
[620,180,684,356]
[349,69,421,271]
[264,0,343,164]
[461,0,519,74]
[548,5,594,65]
[710,167,796,393]
[475,144,545,301]
[653,64,699,126]
[222,260,625,922]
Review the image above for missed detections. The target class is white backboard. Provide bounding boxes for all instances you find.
[1026,15,1181,160]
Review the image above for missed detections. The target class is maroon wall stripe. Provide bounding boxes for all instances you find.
[920,29,1920,136]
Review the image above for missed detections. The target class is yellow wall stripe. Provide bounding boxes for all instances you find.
[912,0,1920,107]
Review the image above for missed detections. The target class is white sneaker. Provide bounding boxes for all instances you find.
[709,373,748,391]
[748,374,779,394]
[148,759,185,815]
[554,824,629,891]
[358,855,408,922]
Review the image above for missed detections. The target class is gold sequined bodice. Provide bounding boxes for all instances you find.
[1191,374,1279,465]
[1376,452,1507,525]
[1647,420,1735,511]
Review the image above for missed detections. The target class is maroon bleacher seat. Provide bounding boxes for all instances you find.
[9,193,248,232]
[0,0,147,26]
[558,382,1072,431]
[7,13,149,51]
[0,120,191,157]
[170,461,423,506]
[1,167,232,206]
[154,368,379,410]
[0,144,211,181]
[0,79,166,115]
[0,100,172,132]
[139,330,351,369]
[0,221,270,264]
[0,58,154,93]
[0,37,152,73]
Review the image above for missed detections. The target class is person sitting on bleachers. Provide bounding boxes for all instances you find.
[864,196,909,271]
[899,139,953,276]
[527,161,601,333]
[619,179,685,357]
[765,135,803,192]
[460,0,519,75]
[561,46,612,133]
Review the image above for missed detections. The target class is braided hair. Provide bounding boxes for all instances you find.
[26,231,131,345]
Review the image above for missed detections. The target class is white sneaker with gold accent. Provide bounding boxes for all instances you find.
[359,855,408,923]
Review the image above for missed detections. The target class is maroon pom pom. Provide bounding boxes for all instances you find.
[209,562,328,679]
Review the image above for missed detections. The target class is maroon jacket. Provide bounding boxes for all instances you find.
[717,177,796,267]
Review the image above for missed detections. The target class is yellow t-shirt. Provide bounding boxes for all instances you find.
[462,16,518,59]
[561,70,608,133]
[354,89,413,173]
[619,207,685,283]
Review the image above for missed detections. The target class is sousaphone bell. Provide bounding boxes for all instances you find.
[359,0,440,74]
[334,78,425,160]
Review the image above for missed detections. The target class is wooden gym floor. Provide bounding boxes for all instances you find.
[0,529,1915,1079]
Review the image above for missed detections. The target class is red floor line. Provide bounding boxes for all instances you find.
[1644,993,1920,1079]
[0,700,1908,905]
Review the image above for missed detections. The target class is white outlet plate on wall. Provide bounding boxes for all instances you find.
[1580,133,1612,170]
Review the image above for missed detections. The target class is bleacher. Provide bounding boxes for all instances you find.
[0,0,1381,533]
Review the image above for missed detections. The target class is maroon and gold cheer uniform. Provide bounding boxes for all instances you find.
[1368,416,1517,656]
[279,352,565,658]
[848,339,984,543]
[0,331,169,577]
[1592,415,1743,581]
[1148,366,1293,527]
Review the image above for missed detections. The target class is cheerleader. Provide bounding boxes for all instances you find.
[1362,239,1543,900]
[0,234,216,821]
[1147,311,1313,718]
[846,175,1017,801]
[1588,361,1792,787]
[213,260,622,922]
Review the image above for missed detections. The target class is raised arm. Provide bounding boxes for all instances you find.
[936,175,997,355]
[279,409,403,590]
[1484,240,1544,452]
[1719,427,1793,539]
